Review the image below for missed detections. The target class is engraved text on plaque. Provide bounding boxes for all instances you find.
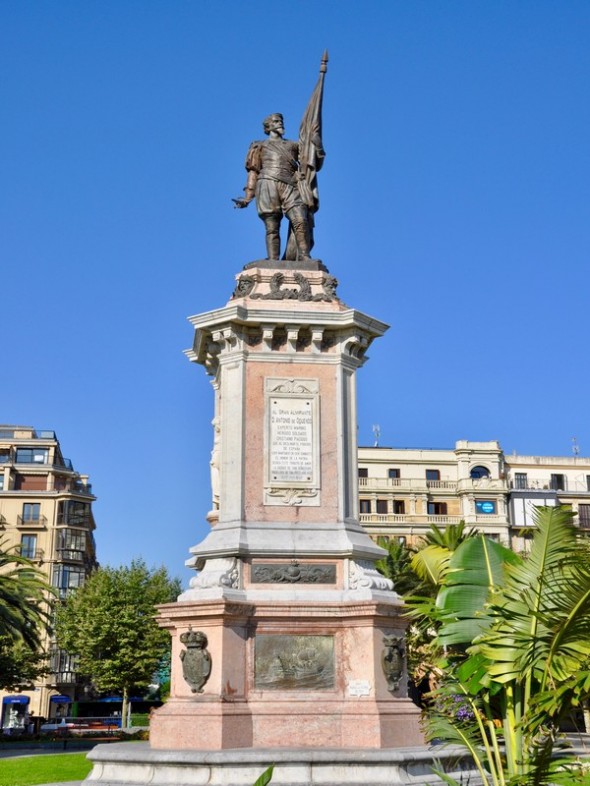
[264,377,320,506]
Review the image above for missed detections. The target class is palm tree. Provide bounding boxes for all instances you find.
[375,536,419,596]
[0,538,52,649]
[410,507,590,786]
[376,524,480,702]
[410,520,478,589]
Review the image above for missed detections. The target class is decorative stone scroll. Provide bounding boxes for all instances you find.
[264,377,320,507]
[187,557,239,591]
[252,560,336,584]
[348,560,394,592]
[232,271,339,302]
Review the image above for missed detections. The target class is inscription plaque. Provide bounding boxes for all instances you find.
[264,378,320,506]
[348,679,371,697]
[255,634,334,690]
[270,397,313,482]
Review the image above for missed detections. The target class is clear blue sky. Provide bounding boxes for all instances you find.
[3,2,589,582]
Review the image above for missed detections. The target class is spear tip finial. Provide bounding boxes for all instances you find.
[320,50,329,73]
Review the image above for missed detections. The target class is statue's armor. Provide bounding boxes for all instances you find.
[245,139,304,218]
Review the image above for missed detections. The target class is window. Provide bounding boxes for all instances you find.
[0,475,3,491]
[50,648,79,684]
[579,505,590,529]
[58,529,86,551]
[393,500,405,514]
[470,466,490,479]
[426,469,440,481]
[550,474,566,491]
[15,448,48,464]
[14,474,47,491]
[514,473,528,490]
[358,468,368,478]
[475,500,497,515]
[0,449,10,463]
[427,501,447,515]
[20,535,37,559]
[52,565,86,598]
[57,529,87,560]
[57,501,90,526]
[359,499,372,514]
[586,476,590,492]
[376,499,388,514]
[22,503,40,522]
[388,468,400,479]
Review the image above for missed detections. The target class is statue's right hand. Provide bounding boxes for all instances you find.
[232,198,250,209]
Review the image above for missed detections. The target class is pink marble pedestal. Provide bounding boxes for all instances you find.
[150,595,422,750]
[149,262,423,752]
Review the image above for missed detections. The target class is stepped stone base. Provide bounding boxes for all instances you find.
[84,742,481,785]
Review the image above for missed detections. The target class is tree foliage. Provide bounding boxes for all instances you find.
[0,537,52,649]
[374,536,420,596]
[376,523,480,687]
[55,560,181,723]
[0,635,48,691]
[407,507,590,786]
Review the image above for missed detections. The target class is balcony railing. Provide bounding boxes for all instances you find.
[360,513,463,526]
[50,671,79,685]
[359,477,458,491]
[509,478,590,493]
[57,515,91,527]
[71,482,93,495]
[17,548,45,561]
[56,549,87,563]
[17,515,47,527]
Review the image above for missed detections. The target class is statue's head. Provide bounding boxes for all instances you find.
[263,113,284,135]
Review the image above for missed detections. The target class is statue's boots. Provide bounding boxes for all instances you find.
[287,207,311,260]
[263,215,281,260]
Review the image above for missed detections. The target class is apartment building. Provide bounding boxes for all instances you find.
[0,425,97,728]
[358,441,590,551]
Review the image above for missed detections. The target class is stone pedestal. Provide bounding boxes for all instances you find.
[86,742,481,786]
[147,260,424,751]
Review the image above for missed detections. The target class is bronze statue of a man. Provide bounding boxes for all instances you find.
[234,113,325,261]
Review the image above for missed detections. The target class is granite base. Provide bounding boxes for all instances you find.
[84,742,481,785]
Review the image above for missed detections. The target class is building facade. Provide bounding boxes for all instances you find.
[358,441,590,551]
[0,425,97,727]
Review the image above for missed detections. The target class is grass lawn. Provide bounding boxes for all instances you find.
[0,752,92,786]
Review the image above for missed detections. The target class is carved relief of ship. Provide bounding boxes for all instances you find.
[278,647,324,678]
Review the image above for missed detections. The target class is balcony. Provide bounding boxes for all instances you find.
[359,513,462,526]
[71,481,93,495]
[359,477,458,491]
[509,477,590,493]
[17,548,45,561]
[17,515,47,527]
